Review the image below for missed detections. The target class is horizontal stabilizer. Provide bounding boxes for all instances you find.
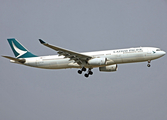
[2,56,26,63]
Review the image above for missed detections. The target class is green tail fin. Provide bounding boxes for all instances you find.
[7,38,38,58]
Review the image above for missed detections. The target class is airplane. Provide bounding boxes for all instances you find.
[2,38,166,78]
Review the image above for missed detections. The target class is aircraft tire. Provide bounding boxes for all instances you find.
[82,67,86,71]
[84,73,89,77]
[78,70,82,74]
[88,71,93,75]
[147,64,151,67]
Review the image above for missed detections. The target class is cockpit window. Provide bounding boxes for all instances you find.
[156,49,161,51]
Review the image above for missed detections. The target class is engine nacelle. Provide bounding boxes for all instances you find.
[99,64,118,72]
[88,58,106,66]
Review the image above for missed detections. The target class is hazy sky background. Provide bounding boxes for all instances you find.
[1,0,167,120]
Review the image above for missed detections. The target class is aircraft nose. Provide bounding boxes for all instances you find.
[162,51,166,56]
[159,51,166,57]
[153,50,166,59]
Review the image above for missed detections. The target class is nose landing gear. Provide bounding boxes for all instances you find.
[147,60,151,67]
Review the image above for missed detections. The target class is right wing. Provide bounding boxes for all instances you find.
[39,39,92,64]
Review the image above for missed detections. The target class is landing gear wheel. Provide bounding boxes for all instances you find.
[82,67,86,71]
[78,70,82,74]
[147,64,151,67]
[88,71,93,75]
[84,73,89,78]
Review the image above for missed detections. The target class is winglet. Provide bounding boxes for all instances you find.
[39,39,46,44]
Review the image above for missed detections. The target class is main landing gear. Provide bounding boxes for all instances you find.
[78,67,93,78]
[147,60,151,67]
[78,67,86,74]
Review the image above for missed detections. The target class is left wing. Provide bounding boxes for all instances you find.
[39,39,92,64]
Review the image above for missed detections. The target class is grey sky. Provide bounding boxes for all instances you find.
[1,0,167,120]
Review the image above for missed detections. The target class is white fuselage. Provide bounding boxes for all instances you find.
[12,47,165,69]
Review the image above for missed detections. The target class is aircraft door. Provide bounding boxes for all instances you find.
[146,49,152,59]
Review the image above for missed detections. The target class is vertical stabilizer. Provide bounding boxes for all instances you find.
[7,38,37,58]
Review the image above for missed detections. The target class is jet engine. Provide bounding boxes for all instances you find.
[88,58,106,66]
[99,64,118,72]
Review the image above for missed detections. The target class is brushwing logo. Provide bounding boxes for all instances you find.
[12,41,27,57]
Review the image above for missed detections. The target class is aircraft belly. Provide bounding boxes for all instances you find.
[40,59,71,69]
[56,59,71,68]
[25,58,70,69]
[122,53,145,63]
[41,60,58,69]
